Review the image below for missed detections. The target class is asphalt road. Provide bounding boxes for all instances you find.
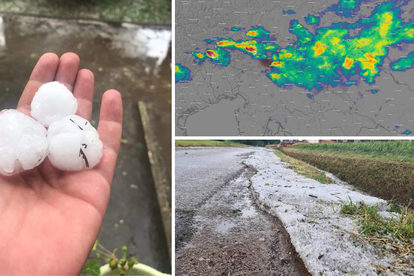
[175,147,255,211]
[175,147,309,276]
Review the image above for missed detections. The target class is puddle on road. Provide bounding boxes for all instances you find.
[241,206,257,218]
[216,221,236,234]
[0,14,171,272]
[0,17,4,48]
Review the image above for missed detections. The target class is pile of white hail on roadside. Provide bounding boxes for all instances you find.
[0,81,103,176]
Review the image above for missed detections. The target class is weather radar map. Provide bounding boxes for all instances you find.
[175,0,414,136]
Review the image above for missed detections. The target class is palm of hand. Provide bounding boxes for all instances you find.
[0,53,123,275]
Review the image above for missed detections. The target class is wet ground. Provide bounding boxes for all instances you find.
[0,14,171,272]
[175,147,309,275]
[175,147,254,212]
[0,0,171,24]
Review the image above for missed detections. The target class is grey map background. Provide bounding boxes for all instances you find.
[175,0,414,136]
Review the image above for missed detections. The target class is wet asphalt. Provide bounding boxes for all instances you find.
[175,147,256,211]
[175,147,308,275]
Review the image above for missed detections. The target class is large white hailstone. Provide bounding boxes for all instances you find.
[0,109,48,176]
[31,81,78,127]
[47,115,103,171]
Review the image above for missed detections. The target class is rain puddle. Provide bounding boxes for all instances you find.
[0,17,4,48]
[0,14,171,272]
[241,206,257,218]
[216,221,236,234]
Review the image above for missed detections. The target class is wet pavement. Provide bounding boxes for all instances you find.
[0,14,171,272]
[175,147,309,275]
[0,0,171,24]
[175,147,255,212]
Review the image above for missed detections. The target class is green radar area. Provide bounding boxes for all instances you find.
[175,64,191,83]
[390,51,414,71]
[178,0,414,92]
[305,15,321,25]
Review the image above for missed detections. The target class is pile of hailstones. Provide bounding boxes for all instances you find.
[0,82,103,176]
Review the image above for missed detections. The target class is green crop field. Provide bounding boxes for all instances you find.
[281,142,414,206]
[294,141,414,162]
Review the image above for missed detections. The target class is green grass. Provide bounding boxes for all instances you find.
[341,201,414,267]
[390,203,403,214]
[0,0,171,24]
[175,140,246,148]
[274,150,334,184]
[340,197,359,215]
[282,147,414,206]
[341,199,414,244]
[294,141,414,162]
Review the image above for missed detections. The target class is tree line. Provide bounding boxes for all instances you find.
[218,140,281,147]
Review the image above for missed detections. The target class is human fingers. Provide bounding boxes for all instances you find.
[73,69,94,121]
[17,53,59,115]
[54,52,80,92]
[95,90,123,184]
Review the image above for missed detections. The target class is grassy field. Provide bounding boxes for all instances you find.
[0,0,171,24]
[294,141,414,162]
[274,150,333,184]
[175,140,246,148]
[281,143,414,206]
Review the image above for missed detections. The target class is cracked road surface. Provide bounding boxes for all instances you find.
[175,147,309,276]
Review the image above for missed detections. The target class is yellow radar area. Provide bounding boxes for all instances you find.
[342,57,354,69]
[188,0,414,92]
[313,42,327,56]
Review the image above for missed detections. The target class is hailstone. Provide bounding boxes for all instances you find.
[0,109,48,176]
[47,115,103,171]
[31,81,78,127]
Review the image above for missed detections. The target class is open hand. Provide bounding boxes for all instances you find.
[0,53,123,275]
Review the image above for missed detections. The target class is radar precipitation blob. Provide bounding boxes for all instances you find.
[176,0,414,135]
[175,64,191,83]
[305,15,321,25]
[184,1,414,89]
